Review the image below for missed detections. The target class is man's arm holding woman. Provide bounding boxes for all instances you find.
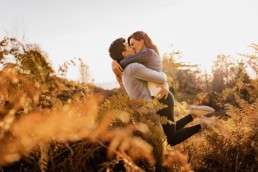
[127,63,166,83]
[127,63,169,99]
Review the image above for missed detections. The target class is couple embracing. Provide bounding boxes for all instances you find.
[108,31,216,146]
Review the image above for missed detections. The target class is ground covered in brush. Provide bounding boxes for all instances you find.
[0,38,257,171]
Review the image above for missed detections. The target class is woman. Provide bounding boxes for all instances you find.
[111,31,215,146]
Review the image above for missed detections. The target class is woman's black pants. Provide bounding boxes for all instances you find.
[157,92,201,146]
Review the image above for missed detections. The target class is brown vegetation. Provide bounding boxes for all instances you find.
[0,37,257,171]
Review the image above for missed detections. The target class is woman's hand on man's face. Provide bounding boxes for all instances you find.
[112,60,123,77]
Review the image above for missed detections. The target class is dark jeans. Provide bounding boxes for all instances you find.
[157,92,201,146]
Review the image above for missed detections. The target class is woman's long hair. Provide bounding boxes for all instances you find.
[128,31,159,55]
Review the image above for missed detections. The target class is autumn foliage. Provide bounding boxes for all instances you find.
[0,38,257,171]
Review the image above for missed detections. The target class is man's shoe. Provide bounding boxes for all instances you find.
[190,105,215,118]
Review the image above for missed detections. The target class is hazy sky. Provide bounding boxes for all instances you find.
[1,0,258,84]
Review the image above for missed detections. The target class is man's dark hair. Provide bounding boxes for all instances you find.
[109,37,126,63]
